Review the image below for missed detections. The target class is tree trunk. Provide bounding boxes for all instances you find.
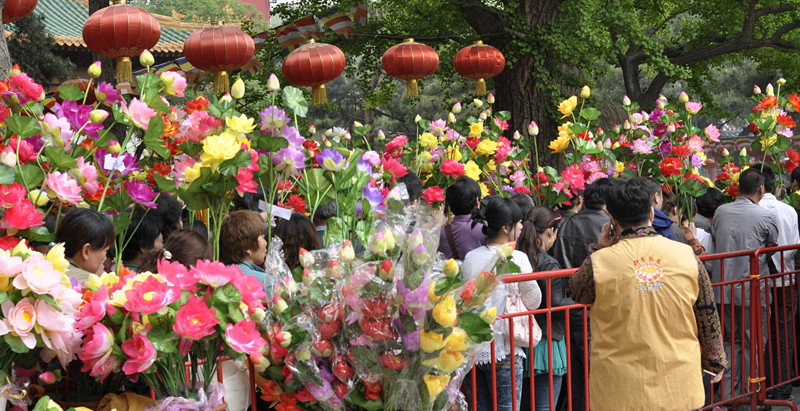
[0,0,13,79]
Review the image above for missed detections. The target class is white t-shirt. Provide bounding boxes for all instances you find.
[760,193,800,287]
[462,245,540,364]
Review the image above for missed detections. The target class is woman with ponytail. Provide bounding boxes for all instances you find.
[462,195,541,411]
[517,206,571,411]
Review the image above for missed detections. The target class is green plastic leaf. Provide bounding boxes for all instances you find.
[282,86,308,117]
[44,146,77,169]
[218,148,253,176]
[4,333,28,353]
[575,138,602,154]
[143,116,168,159]
[0,164,14,185]
[287,329,308,352]
[15,163,44,188]
[434,276,464,296]
[213,284,242,304]
[6,116,40,138]
[56,84,84,102]
[0,290,8,305]
[256,135,289,152]
[579,107,601,121]
[21,226,54,242]
[148,326,178,354]
[458,312,494,343]
[309,277,334,306]
[153,173,177,193]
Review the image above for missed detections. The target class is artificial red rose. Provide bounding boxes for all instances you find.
[725,184,739,197]
[0,235,22,251]
[534,171,549,184]
[379,351,409,371]
[576,131,592,141]
[332,353,355,382]
[319,320,342,339]
[363,380,383,401]
[384,135,407,158]
[461,279,477,305]
[749,122,760,135]
[359,317,397,341]
[513,186,531,195]
[313,338,334,358]
[286,194,307,214]
[303,139,320,152]
[361,298,389,319]
[716,171,730,181]
[381,155,408,179]
[421,186,445,205]
[659,157,683,177]
[722,163,740,174]
[441,159,465,179]
[294,388,313,403]
[670,145,690,156]
[465,136,480,151]
[788,149,800,163]
[333,381,350,398]
[270,343,288,363]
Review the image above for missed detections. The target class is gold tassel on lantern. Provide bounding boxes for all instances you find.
[312,84,328,105]
[116,57,132,83]
[406,79,419,98]
[214,71,230,94]
[475,78,487,96]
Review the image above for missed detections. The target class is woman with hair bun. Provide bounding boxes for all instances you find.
[461,195,541,411]
[139,229,212,273]
[55,208,115,283]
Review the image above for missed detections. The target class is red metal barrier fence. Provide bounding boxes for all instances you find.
[475,244,800,411]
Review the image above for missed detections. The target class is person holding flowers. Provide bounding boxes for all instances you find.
[55,208,115,282]
[461,195,540,411]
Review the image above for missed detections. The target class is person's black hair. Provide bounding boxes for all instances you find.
[695,187,723,219]
[121,207,163,262]
[233,185,267,212]
[644,177,662,197]
[446,176,481,216]
[273,213,321,270]
[151,194,182,240]
[313,202,337,225]
[55,208,115,258]
[511,192,535,217]
[739,168,765,195]
[517,206,559,268]
[473,195,523,240]
[556,190,583,211]
[605,177,653,228]
[398,173,423,203]
[660,191,677,214]
[753,163,776,192]
[792,167,800,185]
[583,178,613,208]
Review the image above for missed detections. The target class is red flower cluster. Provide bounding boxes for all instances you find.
[755,95,778,111]
[778,115,797,128]
[184,95,209,114]
[441,159,465,179]
[725,184,739,197]
[671,145,690,156]
[421,186,444,204]
[659,157,683,177]
[384,135,407,158]
[784,149,800,173]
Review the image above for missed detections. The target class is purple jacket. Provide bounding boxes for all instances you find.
[438,215,487,260]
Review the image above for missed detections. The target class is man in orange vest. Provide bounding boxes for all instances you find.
[568,177,727,411]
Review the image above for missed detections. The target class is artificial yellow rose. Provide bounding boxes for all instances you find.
[85,272,119,291]
[486,159,497,172]
[184,163,202,183]
[28,189,49,206]
[418,151,434,173]
[420,329,449,353]
[615,161,625,177]
[479,182,489,198]
[443,258,459,278]
[225,113,257,135]
[46,243,70,274]
[469,122,483,138]
[435,347,465,372]
[475,139,498,157]
[480,306,497,324]
[558,122,575,139]
[447,146,463,162]
[10,240,33,259]
[760,134,777,149]
[419,132,439,150]
[446,327,470,351]
[131,315,151,335]
[428,282,441,303]
[464,160,481,181]
[558,95,578,118]
[423,374,451,402]
[200,133,241,169]
[548,135,571,153]
[433,295,457,327]
[732,166,748,184]
[130,170,148,181]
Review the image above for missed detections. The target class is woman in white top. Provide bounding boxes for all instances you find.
[461,195,541,411]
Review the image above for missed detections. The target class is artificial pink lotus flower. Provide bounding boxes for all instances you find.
[236,169,258,196]
[0,298,36,348]
[13,254,62,295]
[39,372,57,384]
[75,157,100,195]
[127,98,157,130]
[181,110,220,141]
[685,101,703,114]
[0,199,45,230]
[232,275,267,309]
[225,320,266,355]
[705,124,721,142]
[44,171,83,205]
[0,254,23,277]
[159,71,187,97]
[173,295,219,340]
[121,334,156,375]
[35,299,82,367]
[123,276,180,314]
[0,183,26,208]
[687,135,705,153]
[76,285,109,330]
[40,113,73,147]
[157,259,197,291]
[79,322,121,380]
[193,260,240,288]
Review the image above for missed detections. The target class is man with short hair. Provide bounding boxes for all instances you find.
[712,167,778,399]
[568,177,726,410]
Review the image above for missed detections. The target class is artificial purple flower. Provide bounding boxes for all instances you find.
[305,377,334,402]
[272,146,306,175]
[691,154,704,168]
[126,180,158,209]
[96,82,121,105]
[502,185,514,194]
[658,139,672,157]
[363,185,384,212]
[402,330,420,352]
[362,150,381,167]
[356,157,372,174]
[649,109,663,123]
[652,122,668,138]
[259,106,287,133]
[54,101,103,139]
[96,149,139,176]
[279,125,305,146]
[429,118,448,136]
[396,275,431,314]
[316,149,348,171]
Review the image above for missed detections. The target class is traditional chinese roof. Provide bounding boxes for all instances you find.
[26,0,229,54]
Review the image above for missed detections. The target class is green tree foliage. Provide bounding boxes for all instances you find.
[129,0,263,25]
[6,12,73,85]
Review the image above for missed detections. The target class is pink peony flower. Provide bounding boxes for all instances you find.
[35,299,81,368]
[75,157,100,195]
[78,323,121,380]
[0,299,36,348]
[631,139,653,155]
[13,254,62,295]
[44,171,83,205]
[158,259,197,291]
[561,164,586,191]
[10,71,44,102]
[0,199,45,230]
[127,98,157,130]
[121,334,156,375]
[193,260,240,287]
[236,168,258,196]
[76,285,109,330]
[181,111,219,141]
[159,71,187,97]
[225,320,266,355]
[124,276,180,314]
[685,101,702,114]
[173,295,219,340]
[705,124,720,142]
[687,135,704,153]
[0,183,26,208]
[232,275,267,309]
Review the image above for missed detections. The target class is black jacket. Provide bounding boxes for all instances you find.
[533,252,572,341]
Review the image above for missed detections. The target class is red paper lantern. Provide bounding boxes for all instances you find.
[2,0,37,24]
[381,38,439,98]
[82,0,161,83]
[453,40,505,96]
[55,78,96,105]
[183,25,255,94]
[282,40,345,106]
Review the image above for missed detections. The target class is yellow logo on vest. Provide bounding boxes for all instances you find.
[633,257,664,293]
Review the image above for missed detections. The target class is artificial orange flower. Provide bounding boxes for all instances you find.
[759,95,778,110]
[162,117,179,138]
[778,114,797,128]
[184,95,209,114]
[789,93,800,112]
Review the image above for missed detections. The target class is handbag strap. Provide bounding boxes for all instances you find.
[445,224,461,260]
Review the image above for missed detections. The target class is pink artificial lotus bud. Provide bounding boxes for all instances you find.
[275,331,292,347]
[479,110,487,121]
[370,232,387,255]
[452,102,462,114]
[250,354,270,372]
[272,295,288,315]
[580,86,590,99]
[622,95,631,106]
[722,147,730,157]
[678,91,689,103]
[108,140,122,154]
[313,338,334,358]
[528,121,539,136]
[308,124,316,135]
[754,84,762,95]
[139,49,155,68]
[344,131,352,141]
[655,99,664,109]
[597,127,604,137]
[613,124,621,133]
[326,259,342,279]
[766,83,774,96]
[667,122,677,134]
[318,303,339,323]
[623,120,631,130]
[473,98,483,108]
[377,129,386,141]
[0,147,15,168]
[267,73,280,92]
[302,267,315,286]
[89,109,108,125]
[377,259,394,281]
[512,130,521,140]
[487,93,495,104]
[340,240,355,262]
[88,61,102,79]
[39,372,57,384]
[298,247,314,268]
[167,107,178,122]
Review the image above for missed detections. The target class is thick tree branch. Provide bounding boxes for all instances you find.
[454,0,506,40]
